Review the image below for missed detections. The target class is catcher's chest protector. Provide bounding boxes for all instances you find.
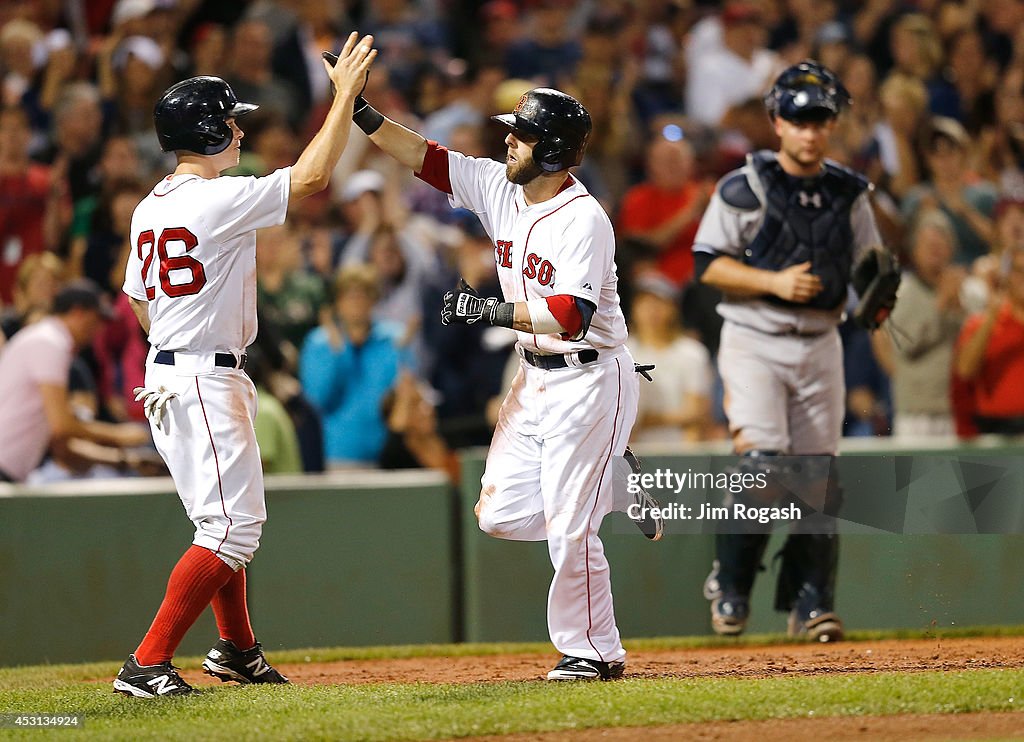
[743,151,869,311]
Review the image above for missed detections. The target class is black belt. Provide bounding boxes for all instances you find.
[731,320,830,338]
[777,327,831,338]
[522,348,599,370]
[154,350,247,369]
[0,468,14,483]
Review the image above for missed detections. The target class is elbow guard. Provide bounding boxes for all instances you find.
[525,295,595,339]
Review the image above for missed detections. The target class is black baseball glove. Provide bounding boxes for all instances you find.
[851,248,901,330]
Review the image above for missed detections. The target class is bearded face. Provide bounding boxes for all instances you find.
[504,130,544,185]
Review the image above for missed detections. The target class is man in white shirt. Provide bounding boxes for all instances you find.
[685,3,783,127]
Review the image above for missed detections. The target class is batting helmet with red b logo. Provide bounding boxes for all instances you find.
[491,88,592,172]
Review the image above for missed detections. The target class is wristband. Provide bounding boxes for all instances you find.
[489,301,515,328]
[353,96,384,135]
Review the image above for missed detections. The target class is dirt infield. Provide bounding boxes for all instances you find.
[185,635,1024,686]
[178,636,1024,740]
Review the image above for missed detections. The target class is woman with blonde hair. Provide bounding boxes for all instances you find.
[1,251,64,338]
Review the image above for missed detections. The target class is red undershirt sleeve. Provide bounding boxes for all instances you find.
[414,140,453,194]
[545,294,583,338]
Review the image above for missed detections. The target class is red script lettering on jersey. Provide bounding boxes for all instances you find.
[496,240,513,268]
[523,252,556,286]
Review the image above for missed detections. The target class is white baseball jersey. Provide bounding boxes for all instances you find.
[419,141,640,664]
[439,149,628,354]
[123,168,291,353]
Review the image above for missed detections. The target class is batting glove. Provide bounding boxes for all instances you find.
[441,278,501,326]
[133,386,179,431]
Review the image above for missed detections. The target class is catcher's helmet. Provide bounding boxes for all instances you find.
[491,88,592,172]
[153,77,258,155]
[764,60,850,122]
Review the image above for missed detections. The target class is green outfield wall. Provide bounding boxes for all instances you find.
[0,472,456,667]
[2,443,1023,666]
[456,446,1024,641]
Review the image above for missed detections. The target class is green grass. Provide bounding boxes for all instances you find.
[0,670,1022,741]
[2,626,1024,741]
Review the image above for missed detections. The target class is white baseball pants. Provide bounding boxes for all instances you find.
[146,353,265,571]
[477,348,639,663]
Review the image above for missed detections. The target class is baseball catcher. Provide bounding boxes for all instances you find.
[691,60,896,642]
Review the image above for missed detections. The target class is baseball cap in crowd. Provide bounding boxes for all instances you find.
[995,195,1024,220]
[112,0,176,26]
[112,35,166,70]
[450,208,489,240]
[815,21,852,47]
[926,116,970,150]
[722,2,762,26]
[53,279,115,319]
[482,0,518,21]
[634,273,682,303]
[340,170,386,202]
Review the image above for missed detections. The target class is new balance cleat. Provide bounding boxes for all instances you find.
[547,654,625,681]
[113,654,194,698]
[202,639,289,684]
[623,447,664,541]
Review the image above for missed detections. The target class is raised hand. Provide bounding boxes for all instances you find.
[322,32,377,100]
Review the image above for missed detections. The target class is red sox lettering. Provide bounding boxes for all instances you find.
[522,252,556,287]
[494,240,556,287]
[495,240,513,268]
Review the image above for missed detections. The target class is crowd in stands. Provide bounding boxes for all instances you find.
[2,0,1024,484]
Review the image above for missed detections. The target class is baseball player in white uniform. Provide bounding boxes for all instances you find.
[113,34,377,698]
[693,61,893,642]
[343,84,659,680]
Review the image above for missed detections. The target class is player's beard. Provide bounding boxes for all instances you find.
[506,157,544,185]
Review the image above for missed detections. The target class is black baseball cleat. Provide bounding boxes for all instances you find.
[202,639,289,684]
[547,655,626,681]
[788,608,844,643]
[623,447,664,541]
[710,593,750,636]
[113,654,194,698]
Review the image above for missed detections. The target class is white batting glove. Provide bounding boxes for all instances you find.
[133,386,179,431]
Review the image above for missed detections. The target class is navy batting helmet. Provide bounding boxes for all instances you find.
[764,61,850,122]
[153,77,258,155]
[491,88,592,172]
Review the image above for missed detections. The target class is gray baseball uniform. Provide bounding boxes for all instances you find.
[693,150,883,455]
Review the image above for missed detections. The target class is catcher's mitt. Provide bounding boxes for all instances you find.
[851,248,900,330]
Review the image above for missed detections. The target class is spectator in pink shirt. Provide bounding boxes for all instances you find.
[0,279,150,482]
